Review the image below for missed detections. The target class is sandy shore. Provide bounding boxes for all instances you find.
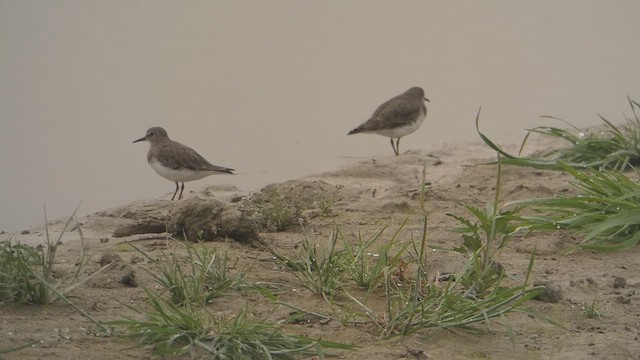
[2,136,639,359]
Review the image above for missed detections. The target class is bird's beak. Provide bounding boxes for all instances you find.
[133,136,146,143]
[424,98,430,102]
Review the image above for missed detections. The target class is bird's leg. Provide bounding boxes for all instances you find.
[390,138,399,156]
[395,138,401,156]
[171,182,179,201]
[178,182,185,200]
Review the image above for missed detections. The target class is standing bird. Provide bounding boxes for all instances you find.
[348,87,429,156]
[133,127,234,200]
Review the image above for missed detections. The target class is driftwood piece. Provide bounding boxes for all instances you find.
[112,220,166,238]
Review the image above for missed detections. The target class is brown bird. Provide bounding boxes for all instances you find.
[133,127,234,200]
[348,87,429,156]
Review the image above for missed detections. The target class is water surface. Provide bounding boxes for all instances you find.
[2,1,640,230]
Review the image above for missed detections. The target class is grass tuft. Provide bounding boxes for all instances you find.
[111,289,354,358]
[262,227,348,302]
[477,104,640,251]
[0,203,100,305]
[239,183,339,232]
[363,159,545,338]
[581,298,604,319]
[511,162,640,251]
[477,98,640,171]
[264,161,551,340]
[131,239,244,306]
[342,225,411,292]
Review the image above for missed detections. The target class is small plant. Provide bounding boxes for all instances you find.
[447,202,524,296]
[379,265,539,338]
[241,187,303,231]
[343,161,548,339]
[582,299,604,319]
[0,240,45,303]
[239,182,340,232]
[446,155,525,296]
[345,215,542,339]
[0,204,96,304]
[111,289,354,358]
[521,99,640,171]
[513,162,640,251]
[131,239,244,306]
[477,98,640,171]
[477,107,640,251]
[314,188,339,216]
[263,228,348,301]
[342,225,410,292]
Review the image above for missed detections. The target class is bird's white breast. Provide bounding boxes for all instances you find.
[375,113,425,138]
[149,158,213,182]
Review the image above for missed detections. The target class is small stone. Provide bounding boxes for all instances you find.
[613,277,626,289]
[533,280,563,303]
[21,230,30,235]
[586,277,596,285]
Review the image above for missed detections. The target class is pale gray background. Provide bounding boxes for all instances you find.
[2,1,640,231]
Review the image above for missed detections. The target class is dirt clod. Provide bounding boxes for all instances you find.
[120,273,138,287]
[167,197,258,242]
[402,344,429,358]
[613,276,627,289]
[533,280,563,303]
[98,252,122,267]
[616,296,631,304]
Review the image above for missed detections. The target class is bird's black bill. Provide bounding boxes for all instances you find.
[133,137,145,143]
[424,98,430,102]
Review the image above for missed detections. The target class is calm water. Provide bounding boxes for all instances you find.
[2,1,640,231]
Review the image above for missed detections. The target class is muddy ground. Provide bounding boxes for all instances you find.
[2,138,639,359]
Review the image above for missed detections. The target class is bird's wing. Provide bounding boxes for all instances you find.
[361,95,423,131]
[155,141,234,173]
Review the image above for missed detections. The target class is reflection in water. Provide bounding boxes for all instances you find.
[1,2,640,230]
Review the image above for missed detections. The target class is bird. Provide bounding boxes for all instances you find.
[348,87,429,156]
[133,127,234,200]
